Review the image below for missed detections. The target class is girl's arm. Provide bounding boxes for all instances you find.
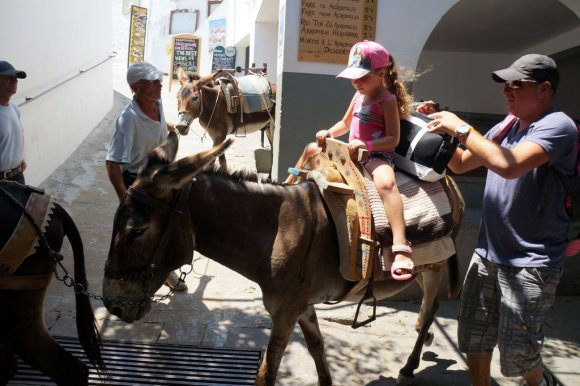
[316,94,356,146]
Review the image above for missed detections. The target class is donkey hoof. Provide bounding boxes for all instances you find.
[424,331,434,346]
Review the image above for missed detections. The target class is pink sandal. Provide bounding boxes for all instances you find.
[390,243,414,281]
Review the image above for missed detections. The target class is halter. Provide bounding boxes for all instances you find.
[104,182,194,291]
[179,83,222,136]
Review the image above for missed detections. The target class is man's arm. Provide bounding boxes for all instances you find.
[105,160,127,201]
[429,111,549,179]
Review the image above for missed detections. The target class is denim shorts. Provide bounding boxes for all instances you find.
[457,253,562,377]
[366,151,395,167]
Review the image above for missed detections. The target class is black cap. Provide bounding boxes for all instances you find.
[0,60,27,79]
[492,54,559,90]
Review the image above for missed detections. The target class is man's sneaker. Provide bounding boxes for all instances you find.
[164,271,188,292]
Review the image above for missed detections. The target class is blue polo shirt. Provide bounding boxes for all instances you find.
[475,111,578,268]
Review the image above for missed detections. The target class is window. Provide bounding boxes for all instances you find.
[169,9,200,35]
[208,1,223,17]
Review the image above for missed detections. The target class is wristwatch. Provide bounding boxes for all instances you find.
[456,123,472,145]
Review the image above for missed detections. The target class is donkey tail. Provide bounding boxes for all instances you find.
[53,203,107,378]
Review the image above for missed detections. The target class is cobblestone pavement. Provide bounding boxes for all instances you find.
[34,74,580,385]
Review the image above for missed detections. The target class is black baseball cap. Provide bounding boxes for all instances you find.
[492,54,559,90]
[0,61,27,79]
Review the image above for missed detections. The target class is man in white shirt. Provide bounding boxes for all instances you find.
[0,61,27,183]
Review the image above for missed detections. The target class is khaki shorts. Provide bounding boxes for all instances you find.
[457,253,562,377]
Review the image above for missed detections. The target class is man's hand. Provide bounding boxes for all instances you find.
[427,111,466,137]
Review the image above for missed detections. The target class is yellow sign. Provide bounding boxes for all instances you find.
[298,0,377,64]
[128,6,147,66]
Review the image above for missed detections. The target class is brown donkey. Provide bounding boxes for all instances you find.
[174,66,275,170]
[102,132,463,386]
[0,182,105,385]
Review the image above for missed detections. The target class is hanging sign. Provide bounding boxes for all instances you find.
[128,6,148,66]
[298,0,377,64]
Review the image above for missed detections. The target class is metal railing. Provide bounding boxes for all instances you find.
[18,54,115,107]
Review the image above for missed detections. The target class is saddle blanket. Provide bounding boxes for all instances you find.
[0,182,54,276]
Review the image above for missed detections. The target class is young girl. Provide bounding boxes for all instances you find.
[287,40,414,280]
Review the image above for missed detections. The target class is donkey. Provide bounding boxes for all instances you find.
[102,132,463,386]
[174,66,275,170]
[0,182,105,386]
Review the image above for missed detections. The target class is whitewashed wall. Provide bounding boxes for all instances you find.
[1,0,112,185]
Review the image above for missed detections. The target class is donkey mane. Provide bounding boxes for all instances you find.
[200,166,283,185]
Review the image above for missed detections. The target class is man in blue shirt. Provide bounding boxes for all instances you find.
[427,54,577,386]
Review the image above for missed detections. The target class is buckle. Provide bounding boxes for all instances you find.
[0,163,23,179]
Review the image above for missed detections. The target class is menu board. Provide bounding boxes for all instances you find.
[211,45,236,72]
[127,5,147,66]
[298,0,377,64]
[169,34,200,80]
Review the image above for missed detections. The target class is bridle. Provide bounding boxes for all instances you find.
[178,82,222,135]
[104,182,194,301]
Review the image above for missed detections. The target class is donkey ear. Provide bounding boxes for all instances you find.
[151,131,179,163]
[152,138,234,188]
[176,65,189,86]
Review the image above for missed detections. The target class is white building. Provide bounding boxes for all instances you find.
[3,0,579,195]
[1,0,112,185]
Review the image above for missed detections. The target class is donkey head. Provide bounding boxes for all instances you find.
[175,66,216,135]
[102,131,233,322]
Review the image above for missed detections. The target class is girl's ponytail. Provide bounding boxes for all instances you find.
[385,54,413,117]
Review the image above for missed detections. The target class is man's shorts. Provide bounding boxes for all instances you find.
[457,253,562,377]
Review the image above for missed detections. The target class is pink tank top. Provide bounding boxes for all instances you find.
[349,91,395,148]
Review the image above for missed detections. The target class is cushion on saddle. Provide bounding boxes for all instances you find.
[236,75,274,114]
[386,172,454,244]
[395,113,460,182]
[0,182,54,276]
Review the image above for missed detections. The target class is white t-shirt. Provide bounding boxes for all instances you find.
[0,102,25,171]
[106,98,167,173]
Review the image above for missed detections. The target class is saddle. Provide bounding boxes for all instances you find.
[289,139,464,282]
[0,182,54,278]
[215,70,274,116]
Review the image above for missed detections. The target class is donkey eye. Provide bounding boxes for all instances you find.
[128,227,147,240]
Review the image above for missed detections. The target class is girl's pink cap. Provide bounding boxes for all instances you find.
[337,40,390,80]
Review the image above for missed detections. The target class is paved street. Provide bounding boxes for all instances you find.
[30,71,580,385]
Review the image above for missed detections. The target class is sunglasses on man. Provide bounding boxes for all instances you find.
[504,79,538,89]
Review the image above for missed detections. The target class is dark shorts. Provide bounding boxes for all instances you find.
[457,253,562,377]
[366,152,395,167]
[122,170,138,188]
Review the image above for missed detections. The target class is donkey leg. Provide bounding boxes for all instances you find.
[2,289,88,386]
[16,333,88,386]
[0,344,17,385]
[297,306,332,386]
[397,271,443,386]
[256,314,297,386]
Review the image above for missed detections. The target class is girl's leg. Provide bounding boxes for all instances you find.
[365,159,413,277]
[285,142,322,184]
